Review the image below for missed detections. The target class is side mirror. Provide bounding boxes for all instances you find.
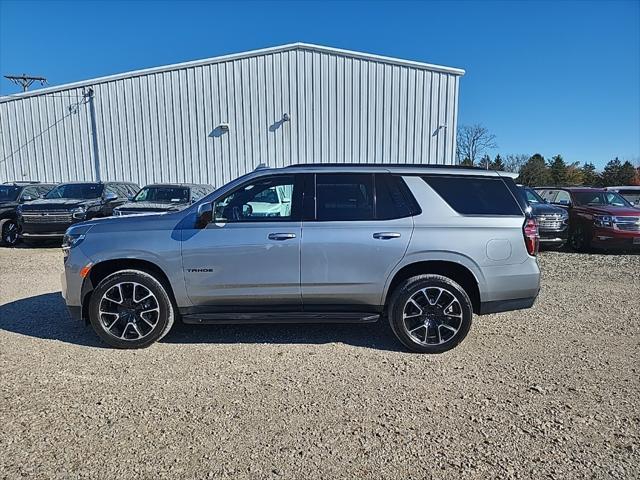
[196,202,213,228]
[21,195,35,202]
[104,192,118,203]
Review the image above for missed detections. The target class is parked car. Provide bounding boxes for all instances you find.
[113,183,215,216]
[62,164,541,352]
[534,187,640,251]
[519,186,569,248]
[18,181,139,243]
[605,186,640,207]
[0,182,56,246]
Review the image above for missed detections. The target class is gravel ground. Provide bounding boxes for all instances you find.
[0,247,638,479]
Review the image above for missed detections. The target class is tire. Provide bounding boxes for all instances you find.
[88,269,175,349]
[0,219,20,247]
[570,225,590,252]
[388,274,473,354]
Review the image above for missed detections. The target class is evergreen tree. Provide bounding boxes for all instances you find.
[580,162,599,186]
[460,157,474,167]
[517,154,550,186]
[491,154,505,171]
[565,161,584,185]
[619,161,637,185]
[601,158,623,186]
[479,154,492,169]
[548,154,568,186]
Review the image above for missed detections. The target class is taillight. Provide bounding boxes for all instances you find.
[523,217,539,256]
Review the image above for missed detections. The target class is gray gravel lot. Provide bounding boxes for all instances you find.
[0,247,638,479]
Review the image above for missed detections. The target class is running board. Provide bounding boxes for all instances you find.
[181,312,380,325]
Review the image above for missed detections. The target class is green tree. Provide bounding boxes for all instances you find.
[491,154,505,171]
[601,158,623,186]
[565,161,583,185]
[619,161,637,185]
[548,154,568,186]
[479,154,492,169]
[460,157,474,167]
[580,162,599,186]
[517,154,550,186]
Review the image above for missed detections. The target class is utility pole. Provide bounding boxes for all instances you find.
[85,88,101,182]
[4,74,47,92]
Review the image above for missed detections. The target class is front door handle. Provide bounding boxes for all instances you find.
[268,232,297,241]
[373,232,401,240]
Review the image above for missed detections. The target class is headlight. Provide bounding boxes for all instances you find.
[594,215,614,228]
[71,206,87,220]
[62,224,94,256]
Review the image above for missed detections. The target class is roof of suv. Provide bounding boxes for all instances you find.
[142,183,214,188]
[534,186,605,192]
[278,164,513,177]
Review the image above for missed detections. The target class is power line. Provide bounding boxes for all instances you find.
[0,92,89,165]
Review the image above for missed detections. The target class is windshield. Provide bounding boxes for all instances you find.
[0,185,21,202]
[522,187,545,204]
[46,183,104,200]
[573,191,632,207]
[133,186,190,203]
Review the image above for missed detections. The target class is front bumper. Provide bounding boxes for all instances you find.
[538,227,568,245]
[591,227,640,249]
[20,219,78,237]
[62,245,93,319]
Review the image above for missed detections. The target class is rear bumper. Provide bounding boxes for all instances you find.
[479,296,537,315]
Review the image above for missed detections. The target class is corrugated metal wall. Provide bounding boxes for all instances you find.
[0,45,462,186]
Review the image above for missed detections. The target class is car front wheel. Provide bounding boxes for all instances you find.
[388,274,473,354]
[88,269,175,349]
[0,219,20,247]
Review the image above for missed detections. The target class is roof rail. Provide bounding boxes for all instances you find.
[254,163,270,171]
[286,163,489,171]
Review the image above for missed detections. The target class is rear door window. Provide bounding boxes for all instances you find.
[315,174,374,221]
[375,174,415,220]
[422,175,522,216]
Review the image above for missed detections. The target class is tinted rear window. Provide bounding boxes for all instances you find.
[423,176,522,216]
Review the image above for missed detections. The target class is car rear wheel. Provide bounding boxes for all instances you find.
[0,219,20,247]
[89,270,174,349]
[388,274,473,354]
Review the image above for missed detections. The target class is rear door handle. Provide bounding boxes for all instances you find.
[373,232,401,240]
[268,233,297,241]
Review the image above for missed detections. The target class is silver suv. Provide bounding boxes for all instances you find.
[62,165,541,353]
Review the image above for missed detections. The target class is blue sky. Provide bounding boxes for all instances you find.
[0,0,638,168]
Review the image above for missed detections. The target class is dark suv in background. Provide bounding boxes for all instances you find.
[535,187,640,251]
[519,186,569,248]
[18,181,139,243]
[113,183,215,216]
[0,182,57,246]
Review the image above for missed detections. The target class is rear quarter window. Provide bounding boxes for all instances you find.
[423,176,523,216]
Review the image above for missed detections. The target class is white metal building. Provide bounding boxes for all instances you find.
[0,43,464,186]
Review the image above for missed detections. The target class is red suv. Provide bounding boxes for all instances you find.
[534,187,640,251]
